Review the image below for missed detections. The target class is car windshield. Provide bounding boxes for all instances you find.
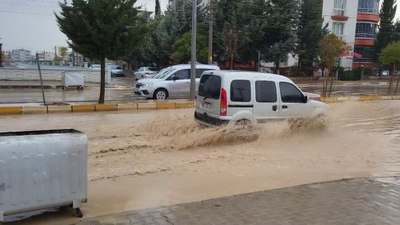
[153,67,174,79]
[148,67,157,71]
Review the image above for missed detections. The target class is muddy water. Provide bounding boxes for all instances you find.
[1,101,399,225]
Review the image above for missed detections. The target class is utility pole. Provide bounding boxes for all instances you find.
[0,42,3,67]
[190,0,197,101]
[0,38,3,67]
[208,0,213,64]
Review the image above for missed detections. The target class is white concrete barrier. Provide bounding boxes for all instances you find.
[0,68,101,83]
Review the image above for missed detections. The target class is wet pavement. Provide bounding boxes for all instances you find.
[76,177,400,225]
[1,101,400,225]
[0,77,143,103]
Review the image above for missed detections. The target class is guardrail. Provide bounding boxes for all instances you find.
[0,68,101,83]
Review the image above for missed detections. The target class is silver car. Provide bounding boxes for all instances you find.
[133,67,158,80]
[134,64,220,100]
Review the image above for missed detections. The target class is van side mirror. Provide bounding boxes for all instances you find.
[303,95,308,103]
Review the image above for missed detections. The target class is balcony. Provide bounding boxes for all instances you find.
[357,13,379,23]
[355,38,375,46]
[355,33,376,38]
[332,8,349,21]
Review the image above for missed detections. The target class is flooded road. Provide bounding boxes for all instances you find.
[0,100,399,224]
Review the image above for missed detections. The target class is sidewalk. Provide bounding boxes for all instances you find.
[0,80,111,89]
[75,177,400,225]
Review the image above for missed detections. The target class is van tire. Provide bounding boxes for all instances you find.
[235,119,251,126]
[154,88,169,100]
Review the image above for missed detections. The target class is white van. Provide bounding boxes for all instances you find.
[194,71,329,126]
[134,64,220,100]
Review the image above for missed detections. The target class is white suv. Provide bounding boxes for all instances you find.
[195,71,329,126]
[134,64,220,100]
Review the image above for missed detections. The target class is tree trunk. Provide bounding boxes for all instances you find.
[99,58,106,103]
[127,62,132,76]
[388,65,395,95]
[394,63,399,95]
[230,54,234,70]
[296,61,301,76]
[275,61,280,74]
[328,70,335,97]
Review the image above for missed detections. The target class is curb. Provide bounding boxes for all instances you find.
[0,96,397,116]
[320,95,399,103]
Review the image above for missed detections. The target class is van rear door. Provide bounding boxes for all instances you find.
[227,79,254,118]
[197,74,222,117]
[253,80,281,122]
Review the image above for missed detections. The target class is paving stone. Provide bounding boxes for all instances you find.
[76,177,400,225]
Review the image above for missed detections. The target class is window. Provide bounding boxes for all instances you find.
[196,69,209,78]
[256,81,277,103]
[279,82,304,103]
[332,22,344,36]
[198,75,221,99]
[355,23,377,38]
[358,0,379,13]
[353,47,374,62]
[171,69,190,80]
[230,80,251,102]
[333,0,346,15]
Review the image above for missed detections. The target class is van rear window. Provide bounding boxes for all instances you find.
[198,75,221,99]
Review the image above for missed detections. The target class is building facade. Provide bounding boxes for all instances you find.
[322,0,380,69]
[10,49,32,62]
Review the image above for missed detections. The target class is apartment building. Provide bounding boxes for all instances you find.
[323,0,380,69]
[36,51,55,61]
[10,48,32,62]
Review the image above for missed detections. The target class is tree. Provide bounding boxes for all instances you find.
[171,31,208,63]
[297,0,325,76]
[263,0,299,74]
[56,0,147,103]
[58,46,69,65]
[214,0,249,66]
[374,0,397,70]
[392,20,400,42]
[136,0,208,68]
[155,0,161,16]
[318,33,350,97]
[380,42,400,94]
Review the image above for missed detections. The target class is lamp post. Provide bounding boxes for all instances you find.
[189,0,197,101]
[361,64,364,80]
[0,41,3,67]
[208,0,213,64]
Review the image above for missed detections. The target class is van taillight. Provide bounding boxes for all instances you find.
[220,88,227,116]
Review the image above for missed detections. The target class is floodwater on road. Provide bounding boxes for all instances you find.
[1,100,399,225]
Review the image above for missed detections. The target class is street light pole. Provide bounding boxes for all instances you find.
[190,0,197,101]
[0,40,3,67]
[208,0,213,64]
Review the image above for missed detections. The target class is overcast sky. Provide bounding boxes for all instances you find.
[0,0,169,52]
[1,0,400,53]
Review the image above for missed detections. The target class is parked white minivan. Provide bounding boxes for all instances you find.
[194,71,329,126]
[134,64,220,100]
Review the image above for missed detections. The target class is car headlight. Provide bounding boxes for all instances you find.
[143,83,153,87]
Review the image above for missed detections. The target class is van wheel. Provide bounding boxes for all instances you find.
[235,119,251,127]
[313,114,328,129]
[154,89,169,100]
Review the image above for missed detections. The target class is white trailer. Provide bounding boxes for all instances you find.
[0,129,87,222]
